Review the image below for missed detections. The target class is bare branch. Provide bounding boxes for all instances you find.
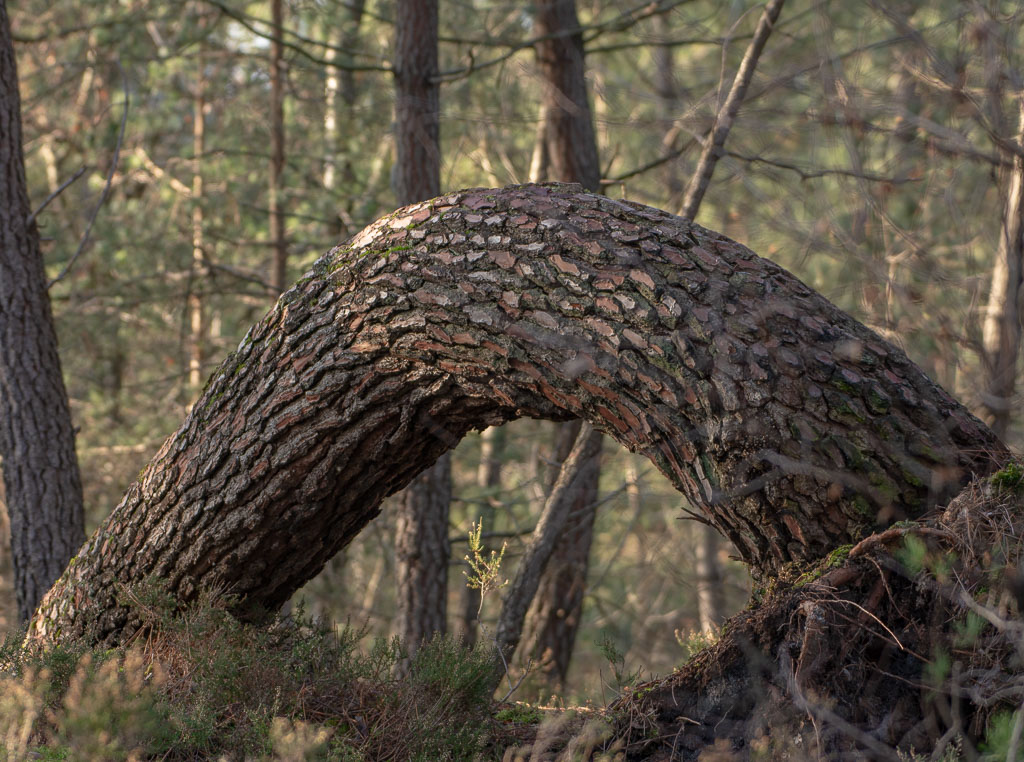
[48,63,129,290]
[680,0,786,219]
[26,165,87,226]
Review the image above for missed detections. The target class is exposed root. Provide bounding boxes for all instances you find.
[558,469,1024,759]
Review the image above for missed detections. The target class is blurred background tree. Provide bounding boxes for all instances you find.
[1,0,1021,703]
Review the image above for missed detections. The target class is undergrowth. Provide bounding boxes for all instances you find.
[0,584,496,761]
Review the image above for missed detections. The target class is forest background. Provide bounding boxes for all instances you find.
[1,0,1023,708]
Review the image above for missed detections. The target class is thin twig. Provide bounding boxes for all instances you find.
[680,0,786,219]
[48,62,129,289]
[435,0,692,82]
[26,166,87,225]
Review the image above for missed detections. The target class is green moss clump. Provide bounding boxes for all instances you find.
[826,544,853,568]
[495,704,542,725]
[991,461,1024,494]
[852,494,873,518]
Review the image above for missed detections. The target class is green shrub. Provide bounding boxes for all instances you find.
[1,585,497,761]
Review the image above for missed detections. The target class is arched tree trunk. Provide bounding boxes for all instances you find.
[28,183,1005,646]
[0,2,86,624]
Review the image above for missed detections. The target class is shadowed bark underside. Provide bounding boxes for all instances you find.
[29,182,1005,645]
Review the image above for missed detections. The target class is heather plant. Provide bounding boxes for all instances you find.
[0,584,497,761]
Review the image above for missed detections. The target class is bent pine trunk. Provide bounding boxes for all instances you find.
[29,183,1005,645]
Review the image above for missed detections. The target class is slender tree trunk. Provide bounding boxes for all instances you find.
[269,0,288,293]
[980,97,1024,440]
[394,457,451,649]
[0,3,86,623]
[27,184,1006,647]
[323,30,339,193]
[533,0,600,192]
[694,523,723,635]
[524,0,604,687]
[492,424,603,690]
[391,0,448,656]
[653,12,685,205]
[527,107,549,184]
[458,425,505,648]
[188,48,206,395]
[522,421,601,687]
[392,0,440,203]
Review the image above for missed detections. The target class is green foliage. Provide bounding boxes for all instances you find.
[896,534,929,576]
[674,628,718,662]
[0,588,496,761]
[991,462,1024,495]
[595,633,643,696]
[495,704,542,725]
[923,648,952,691]
[953,611,988,648]
[980,710,1024,761]
[463,519,508,601]
[826,544,854,569]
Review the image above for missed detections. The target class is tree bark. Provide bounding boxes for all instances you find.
[391,0,448,655]
[394,453,450,649]
[323,0,367,236]
[392,0,440,204]
[27,182,1006,646]
[980,97,1024,440]
[0,2,86,623]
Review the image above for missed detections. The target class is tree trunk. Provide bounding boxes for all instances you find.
[269,0,288,294]
[323,0,367,236]
[394,453,450,649]
[522,421,601,687]
[694,523,723,635]
[391,0,448,655]
[392,0,440,204]
[652,12,685,206]
[0,3,86,623]
[533,0,601,193]
[188,47,206,395]
[663,0,772,636]
[679,0,786,220]
[980,97,1024,440]
[27,183,1006,646]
